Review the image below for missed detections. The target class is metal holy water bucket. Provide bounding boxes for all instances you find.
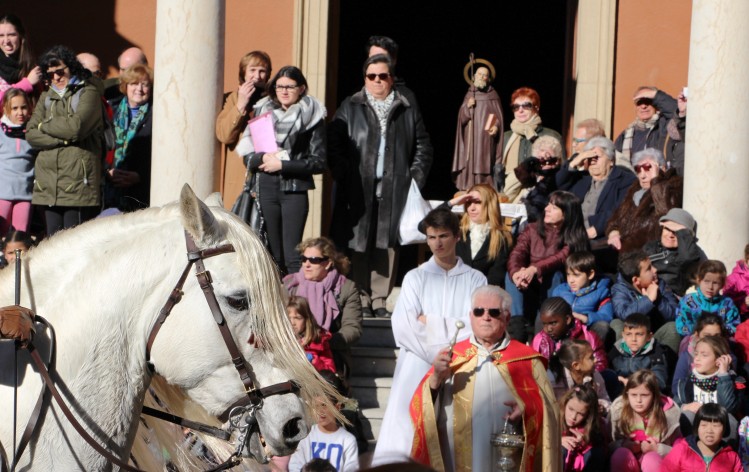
[490,419,525,472]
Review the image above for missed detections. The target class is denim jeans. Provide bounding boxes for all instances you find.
[505,270,564,342]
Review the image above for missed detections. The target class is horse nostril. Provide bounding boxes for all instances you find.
[282,417,303,441]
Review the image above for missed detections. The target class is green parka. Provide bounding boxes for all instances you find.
[27,78,103,207]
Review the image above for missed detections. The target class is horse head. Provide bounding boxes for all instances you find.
[146,185,338,460]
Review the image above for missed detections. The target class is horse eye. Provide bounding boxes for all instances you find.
[226,295,249,311]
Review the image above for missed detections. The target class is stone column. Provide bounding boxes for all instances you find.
[683,0,749,263]
[150,0,225,205]
[573,0,616,137]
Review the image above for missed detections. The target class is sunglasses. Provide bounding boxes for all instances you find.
[634,163,654,173]
[47,66,68,78]
[634,98,654,107]
[538,157,559,166]
[300,255,329,264]
[472,307,503,318]
[511,102,534,112]
[365,73,391,81]
[275,84,299,91]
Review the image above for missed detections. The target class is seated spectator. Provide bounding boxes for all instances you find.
[287,295,335,372]
[643,207,706,297]
[0,228,34,269]
[0,88,34,234]
[283,237,362,377]
[104,64,153,212]
[609,370,683,472]
[512,135,563,222]
[499,86,564,199]
[547,338,611,413]
[568,118,606,160]
[672,336,740,445]
[556,136,636,244]
[550,251,613,344]
[608,313,669,393]
[606,148,682,253]
[533,297,607,371]
[440,183,512,286]
[614,86,678,170]
[661,403,742,472]
[506,190,590,342]
[611,251,680,354]
[677,260,740,336]
[559,384,607,471]
[662,90,687,177]
[672,314,735,395]
[288,370,359,472]
[723,243,749,318]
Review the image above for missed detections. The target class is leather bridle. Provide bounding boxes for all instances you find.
[8,231,300,471]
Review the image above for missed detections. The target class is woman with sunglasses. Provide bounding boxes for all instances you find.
[512,135,564,223]
[283,237,362,377]
[26,45,103,236]
[236,65,326,274]
[499,87,564,200]
[605,148,682,253]
[0,14,41,104]
[506,190,590,342]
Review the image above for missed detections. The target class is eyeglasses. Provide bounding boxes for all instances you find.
[537,157,559,166]
[511,102,534,112]
[634,163,654,173]
[365,73,391,81]
[472,307,504,318]
[634,98,654,107]
[275,85,299,91]
[300,255,329,264]
[47,66,68,78]
[572,137,587,144]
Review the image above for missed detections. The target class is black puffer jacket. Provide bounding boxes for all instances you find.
[328,89,433,251]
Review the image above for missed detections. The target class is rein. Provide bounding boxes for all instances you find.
[10,231,300,471]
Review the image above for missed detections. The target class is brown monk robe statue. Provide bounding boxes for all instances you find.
[452,59,504,191]
[0,305,35,347]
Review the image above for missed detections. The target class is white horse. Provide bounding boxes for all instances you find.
[0,186,335,471]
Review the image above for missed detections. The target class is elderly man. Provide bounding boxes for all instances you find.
[372,208,486,465]
[328,54,433,318]
[614,86,678,170]
[556,136,635,242]
[410,285,560,472]
[104,47,149,100]
[569,118,606,158]
[452,65,504,191]
[76,52,103,79]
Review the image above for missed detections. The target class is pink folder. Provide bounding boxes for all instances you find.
[248,111,278,153]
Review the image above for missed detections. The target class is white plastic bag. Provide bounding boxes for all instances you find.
[398,179,431,245]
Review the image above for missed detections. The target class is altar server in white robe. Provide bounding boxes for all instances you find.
[372,207,487,464]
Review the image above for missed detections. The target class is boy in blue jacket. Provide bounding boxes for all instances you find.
[611,250,680,354]
[608,313,669,395]
[551,251,613,344]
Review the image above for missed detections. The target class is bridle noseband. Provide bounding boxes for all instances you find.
[145,231,300,418]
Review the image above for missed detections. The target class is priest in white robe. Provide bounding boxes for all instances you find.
[372,208,487,465]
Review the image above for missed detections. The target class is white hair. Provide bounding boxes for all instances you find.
[471,285,512,312]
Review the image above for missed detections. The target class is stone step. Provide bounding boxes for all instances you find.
[358,317,396,348]
[349,376,393,409]
[350,346,398,377]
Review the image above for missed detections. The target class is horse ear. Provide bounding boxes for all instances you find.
[204,192,224,208]
[180,184,221,243]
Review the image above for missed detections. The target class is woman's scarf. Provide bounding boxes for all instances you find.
[563,426,592,472]
[690,370,720,392]
[365,88,395,138]
[113,98,150,168]
[620,113,660,165]
[1,115,25,139]
[510,114,542,141]
[235,94,326,158]
[468,221,489,259]
[289,269,345,330]
[0,52,21,85]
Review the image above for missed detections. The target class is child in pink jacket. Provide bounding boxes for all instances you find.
[724,244,749,317]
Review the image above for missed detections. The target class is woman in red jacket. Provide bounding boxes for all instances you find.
[506,190,590,342]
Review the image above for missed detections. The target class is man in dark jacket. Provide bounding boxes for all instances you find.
[328,54,433,317]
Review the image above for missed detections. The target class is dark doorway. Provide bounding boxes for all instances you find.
[331,0,570,201]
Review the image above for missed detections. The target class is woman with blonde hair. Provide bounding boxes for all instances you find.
[283,236,362,377]
[442,183,512,286]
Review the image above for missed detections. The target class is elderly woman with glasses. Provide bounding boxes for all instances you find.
[236,65,326,274]
[512,135,564,223]
[498,86,564,200]
[283,237,362,377]
[605,148,682,253]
